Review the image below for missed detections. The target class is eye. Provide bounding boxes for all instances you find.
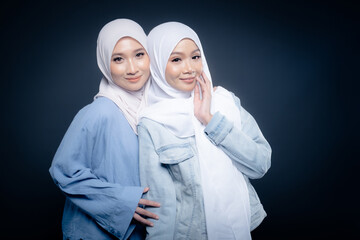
[136,52,145,58]
[113,57,123,63]
[171,58,181,62]
[192,55,201,60]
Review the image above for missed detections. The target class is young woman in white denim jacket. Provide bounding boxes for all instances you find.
[138,22,271,240]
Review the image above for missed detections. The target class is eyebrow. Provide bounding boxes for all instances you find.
[170,48,201,56]
[112,48,145,57]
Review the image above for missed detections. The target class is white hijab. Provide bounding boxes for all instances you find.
[94,19,150,134]
[141,22,251,239]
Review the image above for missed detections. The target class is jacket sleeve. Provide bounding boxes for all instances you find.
[137,123,176,240]
[204,94,271,179]
[49,114,143,240]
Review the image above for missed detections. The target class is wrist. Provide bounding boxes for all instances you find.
[203,114,213,126]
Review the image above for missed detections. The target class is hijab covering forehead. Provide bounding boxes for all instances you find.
[95,18,150,134]
[147,21,212,103]
[97,18,147,81]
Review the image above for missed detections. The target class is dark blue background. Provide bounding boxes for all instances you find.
[1,0,358,239]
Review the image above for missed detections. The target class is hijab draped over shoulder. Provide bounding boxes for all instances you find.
[95,19,150,134]
[140,22,252,239]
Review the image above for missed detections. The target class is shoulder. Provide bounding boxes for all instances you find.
[90,97,126,119]
[138,118,189,148]
[214,86,242,109]
[74,97,127,130]
[137,118,166,150]
[138,117,165,135]
[87,97,122,117]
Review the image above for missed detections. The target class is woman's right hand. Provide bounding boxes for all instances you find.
[194,71,213,125]
[133,187,161,227]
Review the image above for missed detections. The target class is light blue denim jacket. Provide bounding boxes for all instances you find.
[50,98,144,240]
[138,93,271,239]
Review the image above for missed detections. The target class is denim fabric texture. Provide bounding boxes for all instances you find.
[50,97,144,240]
[138,92,271,238]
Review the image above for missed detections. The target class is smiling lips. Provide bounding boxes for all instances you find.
[126,75,142,82]
[179,76,196,83]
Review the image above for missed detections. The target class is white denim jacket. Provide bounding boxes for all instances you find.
[138,93,271,239]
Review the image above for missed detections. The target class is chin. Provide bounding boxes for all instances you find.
[182,84,196,92]
[128,83,144,91]
[127,79,149,91]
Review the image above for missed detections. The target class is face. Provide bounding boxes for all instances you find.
[110,37,150,91]
[165,38,203,92]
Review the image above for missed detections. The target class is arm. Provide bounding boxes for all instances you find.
[204,96,271,179]
[193,73,271,179]
[49,116,143,239]
[138,123,176,239]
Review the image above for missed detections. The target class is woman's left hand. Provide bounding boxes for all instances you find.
[194,71,213,125]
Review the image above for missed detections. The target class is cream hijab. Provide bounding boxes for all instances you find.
[140,22,251,239]
[94,19,150,134]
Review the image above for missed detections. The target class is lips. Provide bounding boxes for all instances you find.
[179,77,196,83]
[126,75,142,82]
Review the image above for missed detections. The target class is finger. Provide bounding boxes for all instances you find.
[143,187,149,194]
[135,207,159,220]
[201,72,212,91]
[139,198,161,207]
[201,71,209,83]
[198,74,210,96]
[196,76,206,94]
[194,84,200,101]
[200,72,207,85]
[196,75,205,85]
[133,213,155,227]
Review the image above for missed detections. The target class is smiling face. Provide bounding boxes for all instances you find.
[165,38,203,92]
[110,37,150,91]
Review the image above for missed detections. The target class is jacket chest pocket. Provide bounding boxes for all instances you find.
[157,143,195,182]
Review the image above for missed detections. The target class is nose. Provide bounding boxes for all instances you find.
[127,59,138,75]
[183,59,194,74]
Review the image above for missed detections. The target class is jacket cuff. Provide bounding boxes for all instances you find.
[104,186,143,239]
[204,112,233,145]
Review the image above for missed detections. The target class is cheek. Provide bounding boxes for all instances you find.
[195,61,203,75]
[110,63,126,78]
[165,69,171,84]
[138,57,150,71]
[138,62,150,79]
[166,65,181,81]
[141,62,150,79]
[165,65,175,82]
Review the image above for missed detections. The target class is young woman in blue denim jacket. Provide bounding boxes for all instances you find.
[49,19,160,240]
[138,22,271,239]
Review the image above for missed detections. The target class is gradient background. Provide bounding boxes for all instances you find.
[1,0,358,239]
